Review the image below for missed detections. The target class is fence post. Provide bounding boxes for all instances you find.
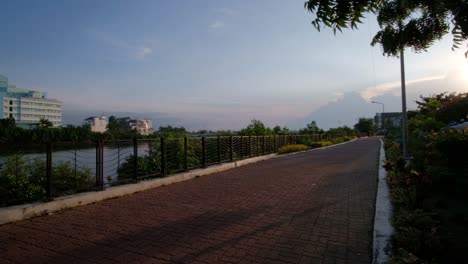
[46,142,52,199]
[240,136,243,159]
[202,137,207,168]
[217,136,221,163]
[94,141,104,191]
[269,136,272,153]
[262,135,265,154]
[161,137,167,176]
[256,136,259,156]
[273,135,276,152]
[184,137,188,172]
[249,135,252,157]
[133,138,138,182]
[95,141,99,191]
[74,143,77,191]
[230,136,234,162]
[99,141,104,190]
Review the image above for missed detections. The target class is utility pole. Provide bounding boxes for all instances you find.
[400,48,410,161]
[371,101,385,130]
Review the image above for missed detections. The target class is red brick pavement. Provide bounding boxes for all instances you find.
[0,137,380,264]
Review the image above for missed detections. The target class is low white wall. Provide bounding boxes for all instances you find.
[372,139,394,264]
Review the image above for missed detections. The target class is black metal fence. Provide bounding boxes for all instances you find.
[0,134,333,207]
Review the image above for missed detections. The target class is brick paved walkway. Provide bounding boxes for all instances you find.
[1,137,380,264]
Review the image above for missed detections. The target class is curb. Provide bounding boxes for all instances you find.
[0,138,358,225]
[372,139,394,264]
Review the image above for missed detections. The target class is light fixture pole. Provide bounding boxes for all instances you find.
[398,16,410,163]
[400,48,410,161]
[371,101,385,129]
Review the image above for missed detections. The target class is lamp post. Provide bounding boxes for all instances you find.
[398,17,410,163]
[371,101,385,129]
[400,48,410,161]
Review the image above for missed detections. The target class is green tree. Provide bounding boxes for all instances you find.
[38,118,53,128]
[154,126,188,138]
[305,0,468,56]
[239,119,273,136]
[272,125,291,135]
[299,120,324,134]
[106,117,137,139]
[325,126,355,137]
[0,117,21,144]
[418,92,468,124]
[354,118,375,135]
[0,117,16,128]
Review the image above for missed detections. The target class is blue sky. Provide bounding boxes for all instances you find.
[1,0,467,130]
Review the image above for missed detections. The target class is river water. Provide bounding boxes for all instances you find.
[0,143,153,184]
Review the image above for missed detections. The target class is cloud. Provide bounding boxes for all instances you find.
[360,75,445,101]
[209,21,225,29]
[86,28,153,60]
[135,47,152,59]
[331,91,344,102]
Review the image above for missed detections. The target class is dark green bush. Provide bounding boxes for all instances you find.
[0,156,94,206]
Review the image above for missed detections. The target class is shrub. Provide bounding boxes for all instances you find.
[0,156,94,206]
[318,140,333,147]
[296,136,312,146]
[309,142,322,148]
[277,144,309,154]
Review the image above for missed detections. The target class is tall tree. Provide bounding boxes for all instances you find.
[239,119,273,136]
[0,117,16,128]
[354,118,375,135]
[305,0,468,56]
[299,120,323,134]
[38,118,53,128]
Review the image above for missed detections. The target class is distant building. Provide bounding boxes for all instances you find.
[132,119,153,135]
[374,112,403,129]
[84,116,108,133]
[0,74,62,128]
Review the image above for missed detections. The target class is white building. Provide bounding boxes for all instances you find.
[132,119,153,135]
[0,75,62,128]
[84,116,108,133]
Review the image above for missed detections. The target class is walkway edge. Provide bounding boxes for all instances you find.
[0,138,357,225]
[372,139,394,264]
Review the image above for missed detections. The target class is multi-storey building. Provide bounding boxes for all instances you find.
[0,75,62,128]
[84,116,108,133]
[132,119,153,135]
[374,112,403,129]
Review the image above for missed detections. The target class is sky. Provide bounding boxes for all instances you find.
[1,0,467,130]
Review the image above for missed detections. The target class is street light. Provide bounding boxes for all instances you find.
[371,101,385,113]
[371,101,385,129]
[400,48,410,162]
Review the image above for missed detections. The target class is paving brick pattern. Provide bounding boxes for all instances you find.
[0,138,380,264]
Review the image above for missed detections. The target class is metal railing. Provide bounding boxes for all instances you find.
[0,134,333,207]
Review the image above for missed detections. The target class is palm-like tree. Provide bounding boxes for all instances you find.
[38,118,53,128]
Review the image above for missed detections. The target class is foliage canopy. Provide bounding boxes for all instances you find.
[305,0,468,56]
[354,118,375,134]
